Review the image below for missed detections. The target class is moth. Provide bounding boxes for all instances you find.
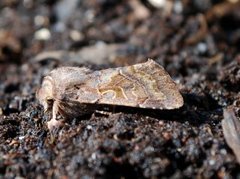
[36,59,184,130]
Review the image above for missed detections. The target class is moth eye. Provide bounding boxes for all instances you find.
[46,97,54,105]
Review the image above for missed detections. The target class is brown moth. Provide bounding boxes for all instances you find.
[36,59,184,130]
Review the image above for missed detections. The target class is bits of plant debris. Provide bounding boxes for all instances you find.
[222,107,240,164]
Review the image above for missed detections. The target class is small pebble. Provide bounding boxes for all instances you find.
[34,15,47,27]
[197,42,207,54]
[19,136,25,140]
[148,0,166,8]
[87,125,92,130]
[91,153,97,160]
[34,28,51,40]
[209,159,216,166]
[173,0,183,14]
[70,30,83,41]
[0,108,3,115]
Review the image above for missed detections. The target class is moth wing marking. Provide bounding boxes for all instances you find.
[63,60,183,109]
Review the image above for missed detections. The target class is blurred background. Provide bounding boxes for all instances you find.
[1,0,240,68]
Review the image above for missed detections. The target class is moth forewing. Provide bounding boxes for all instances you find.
[77,59,183,109]
[37,59,184,130]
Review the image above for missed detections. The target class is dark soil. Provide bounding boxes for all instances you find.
[0,0,240,178]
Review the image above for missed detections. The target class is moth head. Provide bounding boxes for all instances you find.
[36,76,54,112]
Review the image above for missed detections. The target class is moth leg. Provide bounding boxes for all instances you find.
[95,110,112,116]
[47,102,63,130]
